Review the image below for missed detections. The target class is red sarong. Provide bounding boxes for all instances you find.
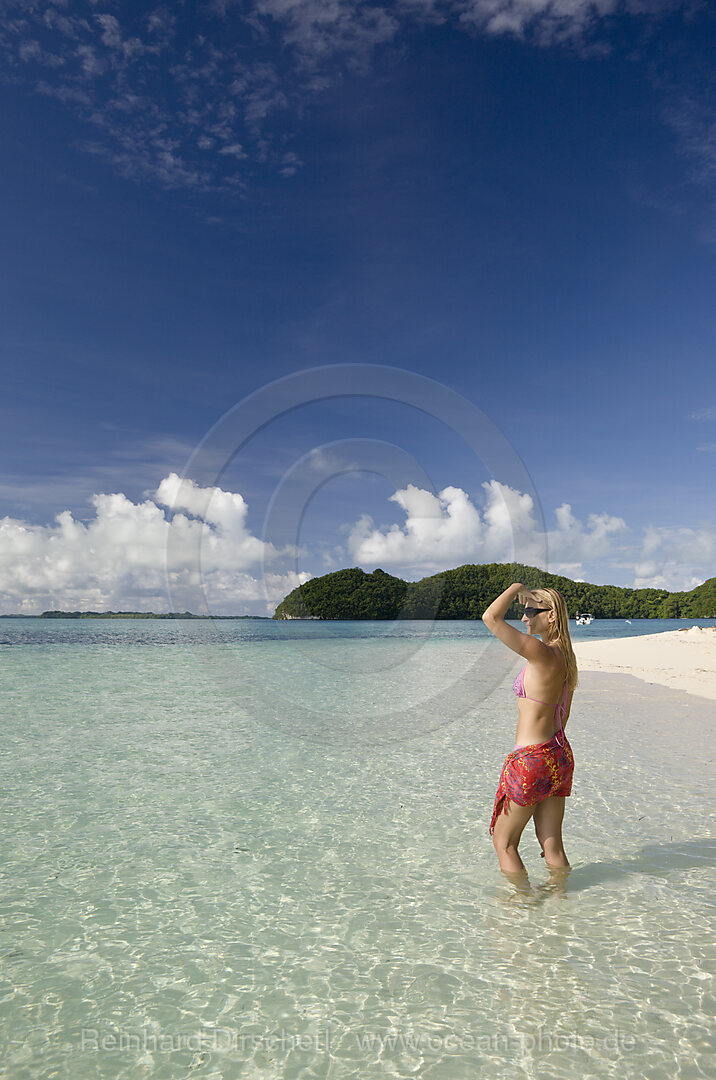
[489,734,574,834]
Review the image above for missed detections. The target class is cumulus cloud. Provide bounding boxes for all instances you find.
[347,480,716,590]
[0,474,309,615]
[348,483,488,570]
[633,523,716,591]
[547,502,629,565]
[347,480,629,577]
[0,472,712,610]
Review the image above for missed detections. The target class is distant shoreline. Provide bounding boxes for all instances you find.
[1,612,714,623]
[0,612,272,620]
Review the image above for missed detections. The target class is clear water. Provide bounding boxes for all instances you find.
[1,619,715,1079]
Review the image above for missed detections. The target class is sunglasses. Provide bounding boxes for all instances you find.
[523,606,550,619]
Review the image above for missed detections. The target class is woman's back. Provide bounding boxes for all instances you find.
[513,646,571,748]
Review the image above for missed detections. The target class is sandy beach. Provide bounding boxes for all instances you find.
[574,626,716,701]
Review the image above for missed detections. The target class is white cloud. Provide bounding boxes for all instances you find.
[0,474,309,615]
[218,142,246,158]
[347,480,629,577]
[0,0,686,192]
[458,0,622,43]
[254,0,400,61]
[0,473,712,611]
[548,502,628,564]
[348,483,486,570]
[633,523,716,591]
[350,479,716,592]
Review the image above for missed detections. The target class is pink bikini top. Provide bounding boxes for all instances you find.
[513,665,569,748]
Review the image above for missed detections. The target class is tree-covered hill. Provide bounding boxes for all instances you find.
[273,563,716,620]
[274,568,408,620]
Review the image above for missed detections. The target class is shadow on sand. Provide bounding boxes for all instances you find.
[565,838,716,892]
[497,838,716,905]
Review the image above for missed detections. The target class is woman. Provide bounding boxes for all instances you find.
[482,582,577,874]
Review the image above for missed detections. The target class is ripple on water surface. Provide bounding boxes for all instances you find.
[1,622,715,1079]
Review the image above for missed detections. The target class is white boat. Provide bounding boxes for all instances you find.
[575,612,594,625]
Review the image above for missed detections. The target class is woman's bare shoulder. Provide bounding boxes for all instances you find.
[527,642,565,673]
[549,643,567,668]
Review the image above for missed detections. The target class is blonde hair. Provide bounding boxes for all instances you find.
[531,587,578,690]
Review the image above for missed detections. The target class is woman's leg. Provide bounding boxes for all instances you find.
[492,799,535,873]
[533,797,570,868]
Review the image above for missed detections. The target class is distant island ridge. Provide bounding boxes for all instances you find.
[273,564,716,620]
[0,612,272,620]
[2,563,714,620]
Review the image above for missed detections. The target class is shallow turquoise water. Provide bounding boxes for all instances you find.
[1,620,715,1079]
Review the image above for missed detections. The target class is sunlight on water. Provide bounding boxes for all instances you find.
[1,620,714,1079]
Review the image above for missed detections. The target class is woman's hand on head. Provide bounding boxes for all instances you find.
[511,583,534,606]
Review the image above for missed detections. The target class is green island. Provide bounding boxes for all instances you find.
[273,564,716,620]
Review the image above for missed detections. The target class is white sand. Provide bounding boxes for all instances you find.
[574,626,716,701]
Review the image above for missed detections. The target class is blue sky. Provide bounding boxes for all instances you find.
[1,0,715,613]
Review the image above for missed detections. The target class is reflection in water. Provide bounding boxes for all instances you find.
[497,866,572,906]
[535,866,571,900]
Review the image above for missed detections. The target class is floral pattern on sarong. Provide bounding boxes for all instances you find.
[489,734,574,834]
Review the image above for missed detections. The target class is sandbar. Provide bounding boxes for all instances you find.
[573,626,716,701]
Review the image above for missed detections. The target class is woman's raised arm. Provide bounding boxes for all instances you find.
[482,583,555,664]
